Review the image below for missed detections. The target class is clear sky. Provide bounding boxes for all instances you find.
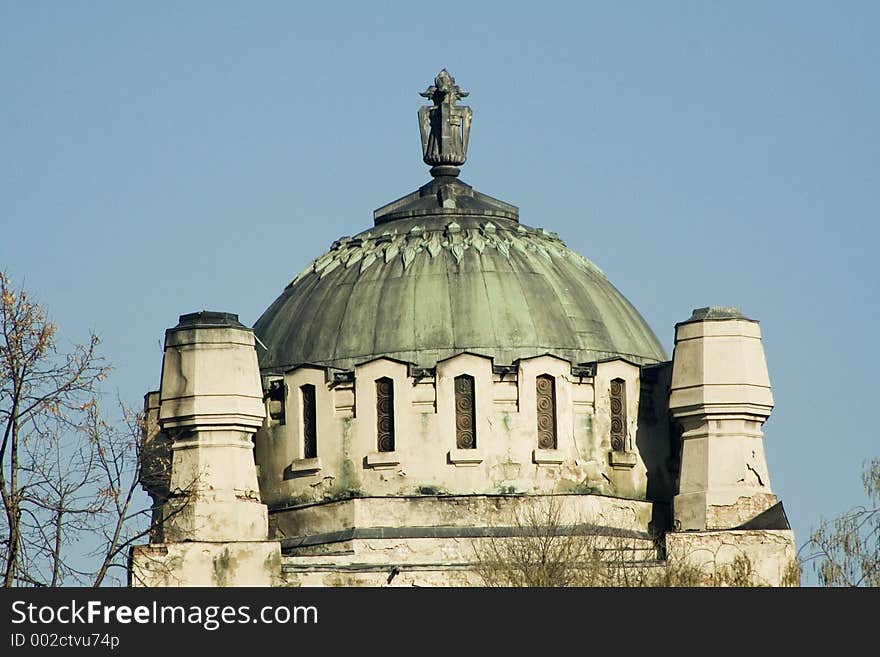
[2,1,877,585]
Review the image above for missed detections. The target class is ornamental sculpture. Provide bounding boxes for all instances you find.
[454,375,476,449]
[419,69,472,177]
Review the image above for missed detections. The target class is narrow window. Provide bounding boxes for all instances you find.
[301,384,317,459]
[454,375,476,449]
[376,377,395,452]
[610,378,626,452]
[536,374,557,449]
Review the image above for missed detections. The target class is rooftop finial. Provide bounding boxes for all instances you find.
[418,69,472,178]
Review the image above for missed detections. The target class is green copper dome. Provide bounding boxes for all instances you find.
[253,71,666,373]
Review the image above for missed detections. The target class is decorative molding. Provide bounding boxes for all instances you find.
[280,523,655,551]
[571,363,596,378]
[454,375,477,449]
[376,378,395,452]
[289,221,605,287]
[536,374,557,450]
[418,70,471,177]
[610,378,627,452]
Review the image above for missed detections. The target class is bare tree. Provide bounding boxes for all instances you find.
[802,459,879,587]
[470,497,677,587]
[17,407,106,585]
[87,403,158,587]
[0,271,161,587]
[472,497,609,587]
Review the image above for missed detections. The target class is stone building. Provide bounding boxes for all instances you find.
[130,70,796,587]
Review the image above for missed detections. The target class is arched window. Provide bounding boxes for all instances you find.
[376,378,395,452]
[536,374,557,449]
[301,384,317,459]
[454,375,476,449]
[610,378,626,452]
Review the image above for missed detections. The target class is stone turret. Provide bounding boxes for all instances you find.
[669,306,776,530]
[158,311,268,542]
[664,307,796,586]
[130,312,281,587]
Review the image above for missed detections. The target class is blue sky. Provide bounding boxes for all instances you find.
[2,1,878,585]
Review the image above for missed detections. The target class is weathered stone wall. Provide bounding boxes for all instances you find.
[271,493,655,540]
[131,542,283,587]
[271,496,796,587]
[133,310,796,588]
[273,494,659,587]
[254,355,675,510]
[665,529,798,587]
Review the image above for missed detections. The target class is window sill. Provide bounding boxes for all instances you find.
[447,449,484,466]
[289,457,322,475]
[532,449,565,465]
[365,451,401,469]
[609,450,638,469]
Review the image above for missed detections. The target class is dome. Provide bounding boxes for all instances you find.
[254,71,666,373]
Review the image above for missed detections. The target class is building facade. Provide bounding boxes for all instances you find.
[130,71,796,587]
